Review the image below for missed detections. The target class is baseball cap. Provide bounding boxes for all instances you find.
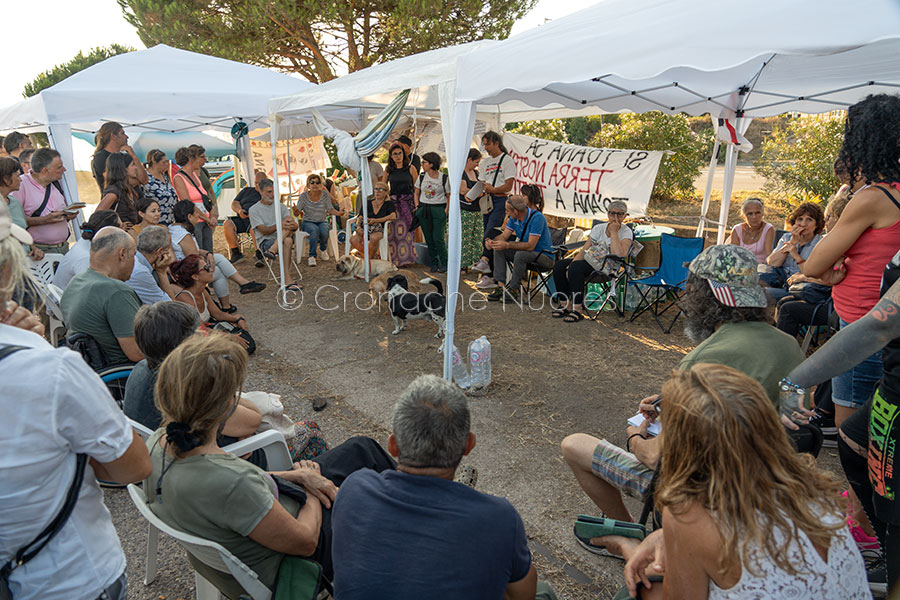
[688,245,767,308]
[0,199,32,245]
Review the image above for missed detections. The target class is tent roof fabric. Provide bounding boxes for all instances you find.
[455,0,900,117]
[0,45,314,133]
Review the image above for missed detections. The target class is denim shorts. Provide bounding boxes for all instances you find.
[832,318,883,408]
[258,238,275,253]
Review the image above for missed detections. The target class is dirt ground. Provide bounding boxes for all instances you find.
[100,227,849,600]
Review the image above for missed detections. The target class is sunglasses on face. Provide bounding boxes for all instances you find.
[201,262,213,272]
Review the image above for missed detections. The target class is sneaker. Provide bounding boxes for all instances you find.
[472,259,490,274]
[255,250,265,268]
[865,555,887,596]
[475,276,497,290]
[229,249,244,264]
[308,256,317,267]
[503,287,520,302]
[321,249,329,261]
[809,409,837,448]
[486,288,504,302]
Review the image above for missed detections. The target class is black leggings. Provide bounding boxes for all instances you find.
[775,296,830,337]
[311,437,396,578]
[552,258,596,307]
[839,406,900,592]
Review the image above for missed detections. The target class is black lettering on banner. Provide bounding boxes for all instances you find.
[554,189,567,211]
[624,151,649,170]
[548,145,563,162]
[586,149,603,165]
[525,138,549,158]
[570,147,587,164]
[601,149,620,168]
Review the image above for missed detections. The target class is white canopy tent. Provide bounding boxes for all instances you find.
[270,0,900,379]
[0,44,317,209]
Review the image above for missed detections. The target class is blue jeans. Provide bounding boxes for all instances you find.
[301,220,330,257]
[758,265,789,302]
[832,318,883,408]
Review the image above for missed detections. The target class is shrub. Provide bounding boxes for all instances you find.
[590,112,713,200]
[506,119,569,143]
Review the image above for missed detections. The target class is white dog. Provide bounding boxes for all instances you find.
[334,254,397,280]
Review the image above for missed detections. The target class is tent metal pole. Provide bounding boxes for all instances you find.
[717,143,738,244]
[696,138,721,238]
[270,119,287,300]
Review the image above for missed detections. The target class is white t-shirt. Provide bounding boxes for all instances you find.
[589,222,634,253]
[479,152,517,196]
[249,201,292,245]
[168,223,197,260]
[52,238,91,289]
[415,172,450,205]
[0,324,134,600]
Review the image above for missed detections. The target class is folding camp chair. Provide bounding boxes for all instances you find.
[261,231,304,286]
[512,226,568,301]
[627,234,704,333]
[582,238,645,319]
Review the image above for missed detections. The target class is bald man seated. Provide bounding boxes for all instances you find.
[61,226,144,366]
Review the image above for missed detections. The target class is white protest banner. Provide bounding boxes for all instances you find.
[250,136,331,193]
[504,132,663,219]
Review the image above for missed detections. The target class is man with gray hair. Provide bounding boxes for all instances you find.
[126,225,176,303]
[485,195,555,302]
[12,148,76,254]
[61,227,143,365]
[331,374,554,600]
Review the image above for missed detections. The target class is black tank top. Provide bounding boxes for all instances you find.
[387,167,413,196]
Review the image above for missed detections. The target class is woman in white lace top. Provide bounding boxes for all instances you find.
[609,363,868,600]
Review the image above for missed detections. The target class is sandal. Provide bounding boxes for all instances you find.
[285,283,303,292]
[563,311,585,323]
[551,308,570,319]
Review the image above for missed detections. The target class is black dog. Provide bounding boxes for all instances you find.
[386,275,445,337]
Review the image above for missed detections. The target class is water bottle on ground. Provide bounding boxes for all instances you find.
[468,336,492,392]
[451,344,471,389]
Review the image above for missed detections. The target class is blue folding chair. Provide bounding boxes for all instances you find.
[628,234,704,333]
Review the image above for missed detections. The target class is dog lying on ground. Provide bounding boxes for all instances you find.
[369,269,422,305]
[386,275,445,337]
[334,254,397,280]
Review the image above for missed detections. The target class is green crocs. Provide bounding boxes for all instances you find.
[573,515,647,559]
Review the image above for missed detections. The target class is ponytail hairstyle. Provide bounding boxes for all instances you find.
[172,200,197,233]
[80,209,120,240]
[145,148,167,170]
[521,184,544,212]
[482,130,507,154]
[169,254,203,288]
[94,122,123,153]
[155,333,248,457]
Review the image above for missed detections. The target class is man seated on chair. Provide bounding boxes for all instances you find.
[560,245,807,557]
[61,226,144,366]
[331,374,556,600]
[126,225,177,304]
[485,195,554,303]
[223,170,266,264]
[248,178,300,290]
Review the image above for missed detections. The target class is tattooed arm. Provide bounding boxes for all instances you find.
[787,276,900,388]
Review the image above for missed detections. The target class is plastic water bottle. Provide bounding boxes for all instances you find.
[468,336,492,392]
[451,344,471,389]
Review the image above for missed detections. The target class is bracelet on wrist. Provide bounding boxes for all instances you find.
[779,377,805,393]
[626,432,647,453]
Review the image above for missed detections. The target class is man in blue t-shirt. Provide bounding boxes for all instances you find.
[331,375,555,600]
[486,195,554,302]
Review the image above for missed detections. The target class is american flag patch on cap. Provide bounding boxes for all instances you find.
[708,280,737,307]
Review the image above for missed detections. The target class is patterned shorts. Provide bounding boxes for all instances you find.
[591,439,655,500]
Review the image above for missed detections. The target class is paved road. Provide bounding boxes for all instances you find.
[694,165,766,193]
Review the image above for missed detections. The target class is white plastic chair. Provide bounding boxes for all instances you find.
[128,419,293,590]
[127,484,273,600]
[28,253,65,287]
[29,279,66,347]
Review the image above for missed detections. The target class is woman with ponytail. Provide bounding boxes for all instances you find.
[52,209,122,289]
[144,334,395,596]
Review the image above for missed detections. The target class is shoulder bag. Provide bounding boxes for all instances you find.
[29,181,65,218]
[480,154,506,214]
[0,345,88,600]
[177,171,213,212]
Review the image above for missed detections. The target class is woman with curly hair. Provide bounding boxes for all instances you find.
[760,201,824,302]
[383,142,418,266]
[802,94,900,429]
[609,364,868,600]
[98,152,144,232]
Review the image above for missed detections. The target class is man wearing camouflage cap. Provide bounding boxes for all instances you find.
[560,245,806,557]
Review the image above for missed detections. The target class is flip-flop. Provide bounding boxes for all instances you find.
[285,283,303,292]
[563,311,585,323]
[551,308,570,318]
[573,515,646,558]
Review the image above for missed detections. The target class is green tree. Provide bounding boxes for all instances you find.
[591,112,712,200]
[119,0,536,83]
[23,44,135,97]
[754,115,845,201]
[506,118,568,142]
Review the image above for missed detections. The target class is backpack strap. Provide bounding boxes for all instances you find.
[491,153,506,188]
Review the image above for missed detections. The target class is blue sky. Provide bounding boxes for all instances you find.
[3,0,596,107]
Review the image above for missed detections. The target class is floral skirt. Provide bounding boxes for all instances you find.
[460,210,484,268]
[389,193,416,266]
[286,420,328,461]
